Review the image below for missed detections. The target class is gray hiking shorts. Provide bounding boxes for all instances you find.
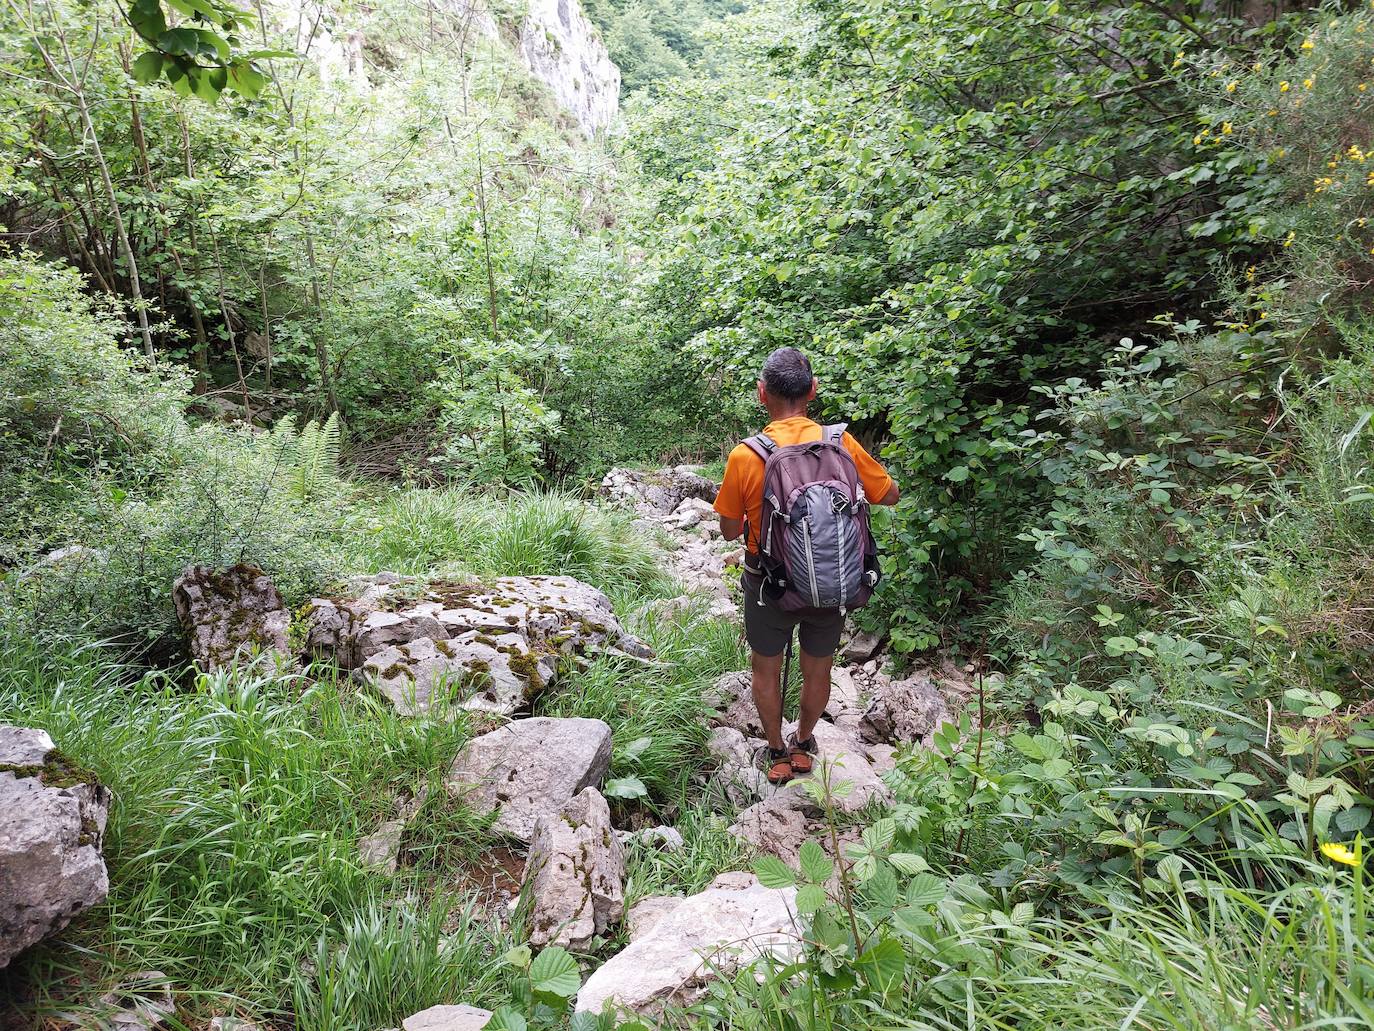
[741,571,844,658]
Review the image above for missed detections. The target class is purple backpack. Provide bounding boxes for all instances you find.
[744,423,881,614]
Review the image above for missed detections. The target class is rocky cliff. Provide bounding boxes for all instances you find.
[276,0,620,135]
[518,0,621,134]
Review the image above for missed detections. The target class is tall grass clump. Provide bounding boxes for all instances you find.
[350,487,667,596]
[0,634,497,1026]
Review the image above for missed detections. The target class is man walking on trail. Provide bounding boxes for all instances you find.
[714,347,899,785]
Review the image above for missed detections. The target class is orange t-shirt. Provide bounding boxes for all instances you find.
[713,416,894,554]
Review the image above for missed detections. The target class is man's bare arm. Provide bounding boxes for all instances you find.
[719,515,744,541]
[877,482,900,506]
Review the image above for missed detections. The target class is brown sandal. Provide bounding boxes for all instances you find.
[765,748,793,785]
[788,735,817,775]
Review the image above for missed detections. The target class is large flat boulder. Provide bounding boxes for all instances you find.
[524,787,625,949]
[306,575,651,717]
[0,727,110,968]
[445,717,613,842]
[575,872,799,1015]
[173,564,292,672]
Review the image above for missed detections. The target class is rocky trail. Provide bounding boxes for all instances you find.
[1,467,974,1025]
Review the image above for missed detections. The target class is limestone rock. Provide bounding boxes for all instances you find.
[840,630,884,664]
[722,719,892,863]
[0,728,110,969]
[446,717,613,841]
[575,872,799,1015]
[707,671,763,738]
[705,726,770,808]
[617,825,684,852]
[859,672,949,746]
[600,466,717,516]
[625,895,683,938]
[358,819,406,876]
[97,970,175,1030]
[173,564,292,672]
[306,575,651,717]
[825,665,866,719]
[525,787,625,949]
[401,1004,493,1031]
[520,0,620,135]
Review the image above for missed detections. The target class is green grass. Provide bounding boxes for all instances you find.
[346,488,667,597]
[0,636,507,1028]
[676,845,1374,1030]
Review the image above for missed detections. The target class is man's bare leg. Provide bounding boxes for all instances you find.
[796,648,834,744]
[750,649,786,751]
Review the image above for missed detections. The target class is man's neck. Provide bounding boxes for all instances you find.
[764,403,810,423]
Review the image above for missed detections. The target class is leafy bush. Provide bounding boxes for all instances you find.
[0,252,190,565]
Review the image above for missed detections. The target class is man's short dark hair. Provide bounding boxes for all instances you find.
[761,347,814,401]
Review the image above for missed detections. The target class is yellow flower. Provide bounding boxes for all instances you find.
[1267,109,1279,116]
[1359,218,1368,226]
[1193,134,1203,145]
[1367,169,1374,185]
[1172,51,1185,69]
[1320,842,1359,867]
[1277,148,1287,158]
[1360,83,1369,92]
[1252,62,1262,72]
[1283,231,1295,247]
[1280,80,1291,92]
[1226,80,1239,93]
[1246,266,1256,281]
[1222,122,1233,135]
[1349,145,1366,162]
[1303,78,1315,89]
[1302,38,1315,51]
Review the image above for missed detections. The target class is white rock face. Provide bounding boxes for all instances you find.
[524,787,625,949]
[445,716,613,841]
[575,872,799,1015]
[0,727,110,969]
[521,0,621,134]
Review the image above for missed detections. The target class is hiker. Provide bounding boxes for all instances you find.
[714,347,900,784]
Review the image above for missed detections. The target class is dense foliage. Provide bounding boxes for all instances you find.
[3,0,1374,1028]
[625,0,1367,649]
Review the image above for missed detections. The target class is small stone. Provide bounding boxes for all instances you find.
[401,1004,494,1031]
[358,819,406,876]
[617,825,685,852]
[840,630,884,664]
[98,971,175,1031]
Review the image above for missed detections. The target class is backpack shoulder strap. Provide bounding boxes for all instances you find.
[742,433,777,463]
[822,422,848,445]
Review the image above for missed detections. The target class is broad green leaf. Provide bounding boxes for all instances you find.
[603,776,647,800]
[753,855,797,889]
[905,873,946,907]
[796,883,827,913]
[130,52,163,84]
[798,839,833,884]
[529,945,580,998]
